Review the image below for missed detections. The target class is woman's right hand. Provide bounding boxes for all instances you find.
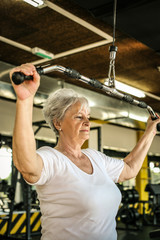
[10,63,40,101]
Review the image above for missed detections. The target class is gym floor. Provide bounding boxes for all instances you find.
[117,223,160,240]
[34,222,160,240]
[1,222,159,240]
[28,223,160,240]
[30,225,160,240]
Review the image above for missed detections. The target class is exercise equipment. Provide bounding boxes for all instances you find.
[0,180,10,213]
[117,188,141,230]
[0,165,41,240]
[119,207,140,225]
[149,228,160,239]
[122,188,139,204]
[11,64,160,131]
[145,184,160,226]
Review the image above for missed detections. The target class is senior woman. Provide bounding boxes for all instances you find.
[10,63,160,240]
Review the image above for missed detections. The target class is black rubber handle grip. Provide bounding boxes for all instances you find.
[151,116,160,131]
[64,67,81,79]
[157,123,160,132]
[11,67,44,85]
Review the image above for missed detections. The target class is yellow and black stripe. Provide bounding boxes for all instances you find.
[0,211,41,235]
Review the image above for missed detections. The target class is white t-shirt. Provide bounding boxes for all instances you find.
[33,147,124,240]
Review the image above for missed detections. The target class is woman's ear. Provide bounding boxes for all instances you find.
[53,119,61,131]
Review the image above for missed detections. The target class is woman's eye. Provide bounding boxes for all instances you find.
[77,116,82,119]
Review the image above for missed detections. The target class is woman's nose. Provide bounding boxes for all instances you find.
[83,117,90,126]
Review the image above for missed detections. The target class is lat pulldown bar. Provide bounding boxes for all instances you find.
[11,64,160,131]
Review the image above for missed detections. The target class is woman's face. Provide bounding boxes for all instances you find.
[59,101,90,143]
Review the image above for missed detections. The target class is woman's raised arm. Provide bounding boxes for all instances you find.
[118,115,160,182]
[10,63,43,183]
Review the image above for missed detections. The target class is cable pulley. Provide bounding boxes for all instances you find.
[106,0,117,88]
[107,45,118,88]
[11,64,160,131]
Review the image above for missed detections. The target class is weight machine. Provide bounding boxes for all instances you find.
[145,184,160,226]
[0,135,41,240]
[117,187,141,230]
[0,165,41,240]
[145,184,160,239]
[11,63,160,132]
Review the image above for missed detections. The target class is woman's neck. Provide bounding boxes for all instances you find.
[55,138,83,158]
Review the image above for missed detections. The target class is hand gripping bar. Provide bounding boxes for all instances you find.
[11,64,160,131]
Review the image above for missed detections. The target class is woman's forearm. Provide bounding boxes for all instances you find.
[119,117,160,182]
[123,130,155,177]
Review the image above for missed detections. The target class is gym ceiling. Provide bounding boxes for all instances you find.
[0,0,160,115]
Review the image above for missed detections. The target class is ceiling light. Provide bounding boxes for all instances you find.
[129,113,148,122]
[115,80,145,98]
[104,79,145,98]
[23,0,44,7]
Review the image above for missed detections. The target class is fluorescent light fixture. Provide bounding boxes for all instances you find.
[129,113,148,122]
[120,111,129,117]
[88,100,95,107]
[104,79,145,98]
[23,0,44,7]
[115,80,145,98]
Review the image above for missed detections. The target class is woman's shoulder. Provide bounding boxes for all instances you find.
[36,146,62,160]
[37,146,53,151]
[37,146,59,154]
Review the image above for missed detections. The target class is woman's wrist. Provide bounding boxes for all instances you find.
[16,95,34,105]
[143,127,156,142]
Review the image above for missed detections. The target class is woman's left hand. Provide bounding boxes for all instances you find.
[145,114,160,136]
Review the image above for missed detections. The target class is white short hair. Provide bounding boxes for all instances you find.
[43,88,90,136]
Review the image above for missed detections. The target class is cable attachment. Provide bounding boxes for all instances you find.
[106,45,118,88]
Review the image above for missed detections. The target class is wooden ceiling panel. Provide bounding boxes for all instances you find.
[0,0,160,115]
[0,42,39,66]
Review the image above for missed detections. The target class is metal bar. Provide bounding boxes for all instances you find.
[0,36,32,52]
[6,166,18,237]
[40,64,153,113]
[46,65,160,129]
[12,63,158,124]
[26,184,32,240]
[32,39,111,66]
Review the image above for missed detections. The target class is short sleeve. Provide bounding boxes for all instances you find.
[34,146,56,185]
[86,149,124,183]
[100,152,124,182]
